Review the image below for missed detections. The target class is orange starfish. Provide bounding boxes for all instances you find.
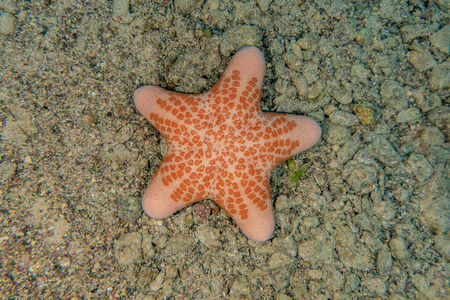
[134,47,321,241]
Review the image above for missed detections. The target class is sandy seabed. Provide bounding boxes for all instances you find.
[1,0,449,299]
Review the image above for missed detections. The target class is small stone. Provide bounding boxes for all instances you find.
[417,126,445,146]
[355,28,373,46]
[114,232,143,265]
[429,61,450,91]
[329,110,359,127]
[165,264,179,279]
[427,106,450,130]
[283,51,302,72]
[0,161,16,182]
[272,235,297,257]
[297,33,320,51]
[380,80,408,110]
[436,0,450,12]
[364,134,402,166]
[219,25,260,56]
[353,104,375,125]
[430,24,450,54]
[268,252,294,269]
[149,271,165,292]
[0,11,16,35]
[298,235,333,265]
[116,195,142,222]
[256,0,272,12]
[342,161,378,193]
[192,201,211,224]
[350,63,371,84]
[407,50,437,72]
[362,277,386,296]
[303,216,320,228]
[376,245,392,277]
[309,269,322,279]
[112,0,132,24]
[389,237,409,260]
[406,153,434,182]
[291,73,308,98]
[373,201,396,223]
[196,225,221,249]
[142,232,156,260]
[344,273,360,293]
[411,273,428,294]
[396,107,421,123]
[400,24,435,43]
[274,293,292,300]
[58,256,71,268]
[174,0,203,16]
[324,124,351,145]
[229,275,251,297]
[335,93,353,105]
[137,265,159,293]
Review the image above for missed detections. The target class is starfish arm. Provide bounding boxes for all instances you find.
[213,168,274,242]
[258,113,322,168]
[141,152,209,219]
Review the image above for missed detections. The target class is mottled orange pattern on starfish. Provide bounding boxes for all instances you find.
[134,47,321,241]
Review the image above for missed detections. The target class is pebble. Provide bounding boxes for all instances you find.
[410,273,429,295]
[344,273,360,293]
[376,245,393,277]
[137,265,159,293]
[142,232,156,260]
[416,126,445,146]
[400,24,436,43]
[429,62,450,91]
[350,63,371,84]
[364,134,402,166]
[196,225,221,249]
[380,80,408,110]
[268,252,294,269]
[396,107,421,123]
[112,0,132,23]
[407,50,437,72]
[329,110,359,127]
[297,33,320,51]
[0,161,16,182]
[324,124,351,145]
[362,277,386,296]
[298,234,333,265]
[430,24,450,54]
[303,216,320,228]
[256,0,272,12]
[175,0,203,15]
[342,161,378,192]
[114,232,143,265]
[272,235,297,257]
[219,25,260,56]
[373,200,396,224]
[116,195,142,222]
[355,28,373,46]
[308,269,322,279]
[353,104,376,125]
[149,271,165,292]
[0,11,16,35]
[229,275,251,297]
[427,106,450,130]
[291,73,308,98]
[405,153,434,182]
[389,237,409,260]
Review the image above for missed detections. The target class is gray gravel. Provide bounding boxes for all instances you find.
[1,0,449,299]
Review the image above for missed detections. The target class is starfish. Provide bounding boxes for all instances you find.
[134,47,321,242]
